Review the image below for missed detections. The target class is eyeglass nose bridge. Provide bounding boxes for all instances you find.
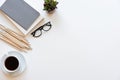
[31,32,36,37]
[39,25,44,30]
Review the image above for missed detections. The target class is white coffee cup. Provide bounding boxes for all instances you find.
[0,51,26,77]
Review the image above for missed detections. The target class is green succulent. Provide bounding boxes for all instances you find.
[43,0,58,12]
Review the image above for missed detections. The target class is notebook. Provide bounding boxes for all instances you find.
[0,0,44,35]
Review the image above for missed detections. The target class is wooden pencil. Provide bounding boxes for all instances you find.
[0,31,30,49]
[0,35,26,52]
[0,24,30,45]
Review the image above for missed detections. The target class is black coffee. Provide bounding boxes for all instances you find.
[5,56,19,71]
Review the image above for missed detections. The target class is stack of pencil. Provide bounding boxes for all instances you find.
[0,24,31,52]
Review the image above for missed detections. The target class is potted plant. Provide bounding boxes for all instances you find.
[43,0,58,13]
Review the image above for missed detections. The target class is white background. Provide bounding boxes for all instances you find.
[0,0,120,80]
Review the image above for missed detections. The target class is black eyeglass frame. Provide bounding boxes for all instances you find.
[31,21,52,37]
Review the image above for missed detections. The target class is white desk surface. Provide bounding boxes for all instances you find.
[0,0,120,80]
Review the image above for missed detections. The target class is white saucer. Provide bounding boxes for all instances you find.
[0,51,26,77]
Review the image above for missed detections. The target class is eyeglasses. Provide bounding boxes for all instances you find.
[31,22,52,38]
